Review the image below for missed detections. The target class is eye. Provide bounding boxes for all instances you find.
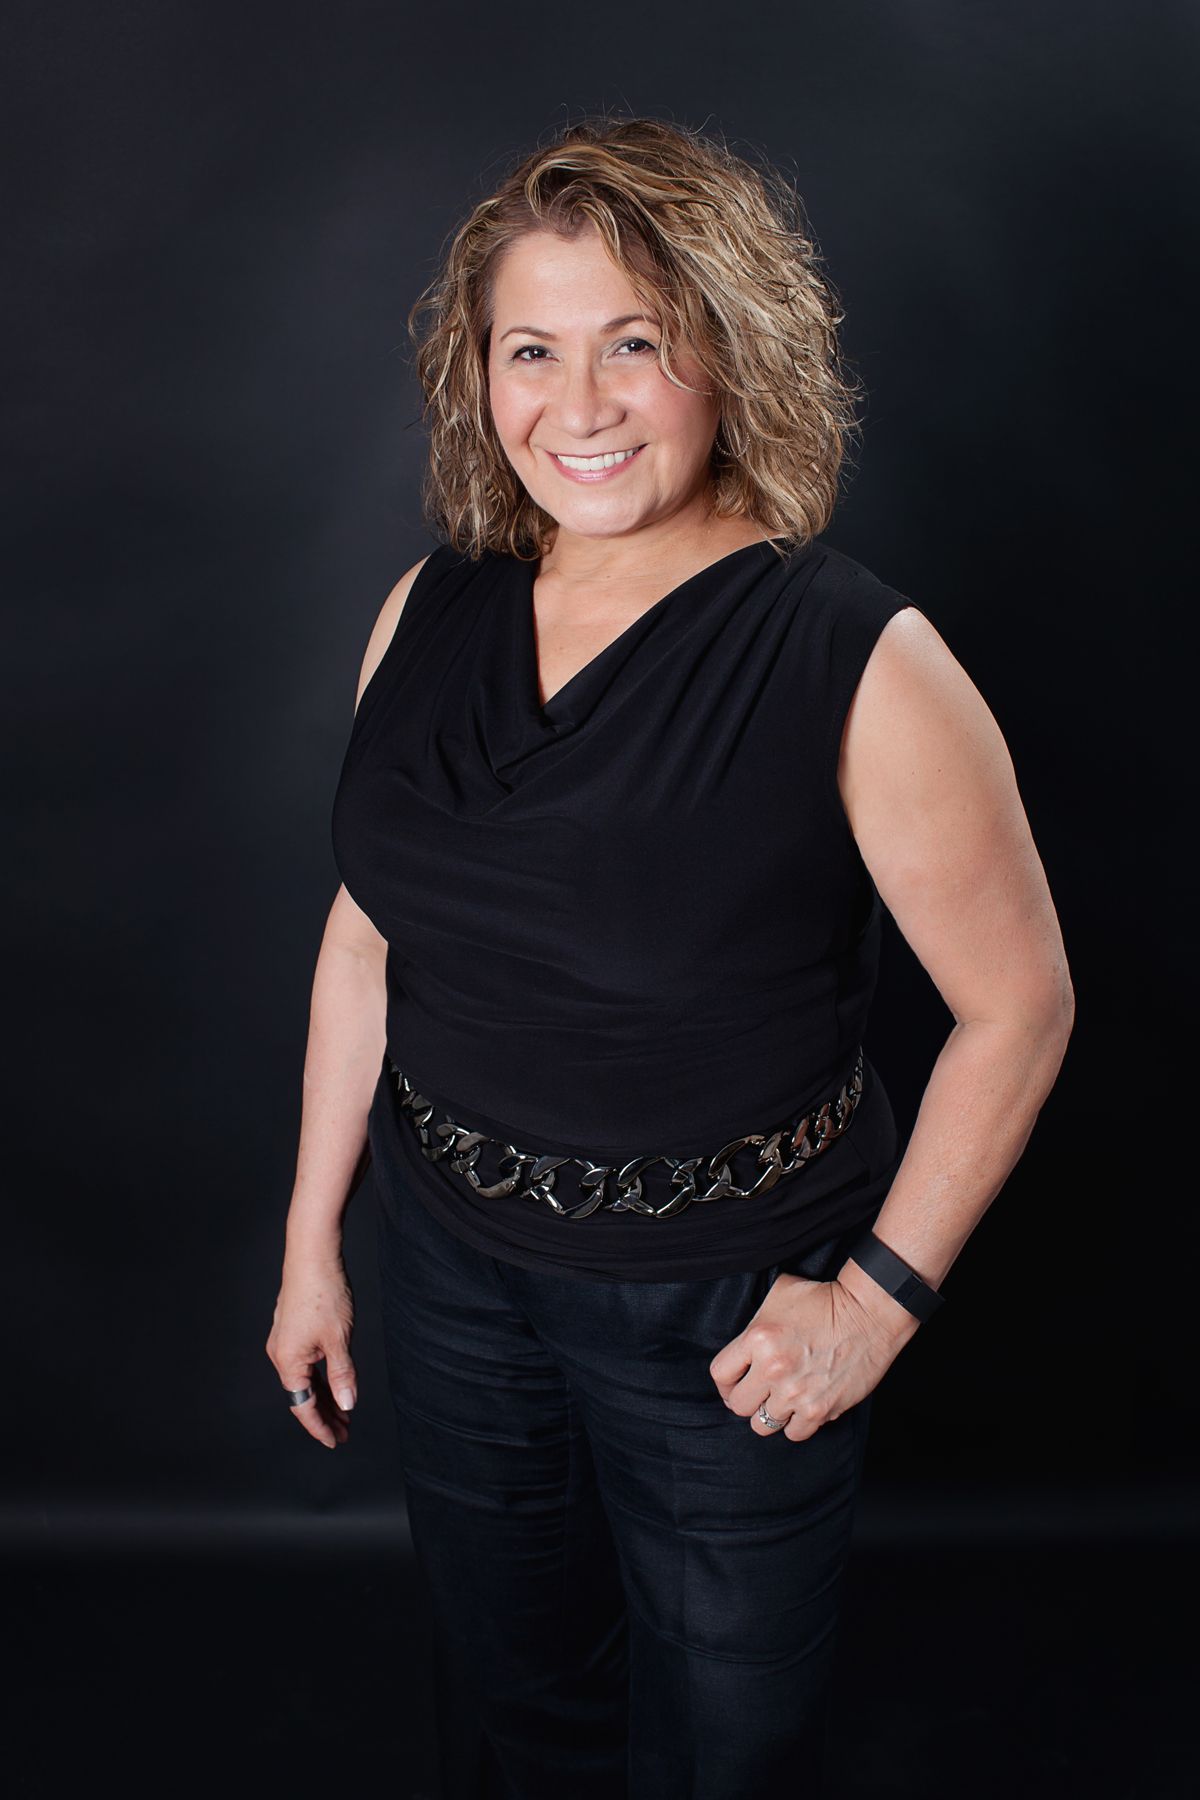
[509,337,660,364]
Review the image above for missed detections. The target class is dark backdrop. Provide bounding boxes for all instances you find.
[6,0,1195,1550]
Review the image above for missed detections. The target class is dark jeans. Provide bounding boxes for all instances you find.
[376,1168,874,1800]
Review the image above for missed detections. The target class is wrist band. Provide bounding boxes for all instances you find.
[846,1230,945,1323]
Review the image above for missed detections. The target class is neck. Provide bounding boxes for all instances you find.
[537,499,762,588]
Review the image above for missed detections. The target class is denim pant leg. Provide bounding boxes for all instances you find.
[501,1223,872,1800]
[375,1172,630,1800]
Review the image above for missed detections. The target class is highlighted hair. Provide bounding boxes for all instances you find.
[407,113,863,560]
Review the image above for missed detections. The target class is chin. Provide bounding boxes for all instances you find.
[553,508,654,536]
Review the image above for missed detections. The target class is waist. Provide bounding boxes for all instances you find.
[384,973,872,1155]
[383,1046,865,1221]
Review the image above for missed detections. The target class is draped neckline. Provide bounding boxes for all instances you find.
[517,535,790,725]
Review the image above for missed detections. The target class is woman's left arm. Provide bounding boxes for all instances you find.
[711,605,1075,1434]
[832,604,1075,1343]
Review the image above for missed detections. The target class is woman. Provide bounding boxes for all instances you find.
[267,116,1073,1799]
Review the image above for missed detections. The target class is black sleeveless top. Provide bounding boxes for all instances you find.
[331,534,917,1282]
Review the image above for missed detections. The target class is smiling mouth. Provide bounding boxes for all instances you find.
[548,444,647,473]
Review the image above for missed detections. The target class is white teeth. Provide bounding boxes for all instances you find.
[553,446,643,471]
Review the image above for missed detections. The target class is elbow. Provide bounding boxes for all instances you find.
[1027,972,1075,1082]
[1028,952,1076,1047]
[1031,974,1075,1056]
[1054,965,1077,1043]
[961,972,1075,1062]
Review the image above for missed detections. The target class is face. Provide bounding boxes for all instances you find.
[486,227,722,546]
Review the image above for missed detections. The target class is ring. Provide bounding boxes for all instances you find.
[757,1401,787,1431]
[286,1385,315,1406]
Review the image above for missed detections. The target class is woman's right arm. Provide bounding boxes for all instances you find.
[284,882,388,1262]
[265,554,432,1448]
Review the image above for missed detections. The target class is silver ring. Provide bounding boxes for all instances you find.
[757,1401,787,1431]
[286,1385,314,1406]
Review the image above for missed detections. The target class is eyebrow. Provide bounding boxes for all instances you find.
[498,313,658,343]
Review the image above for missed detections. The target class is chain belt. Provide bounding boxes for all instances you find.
[384,1047,865,1221]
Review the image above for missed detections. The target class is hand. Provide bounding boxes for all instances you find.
[266,1243,358,1450]
[709,1265,919,1442]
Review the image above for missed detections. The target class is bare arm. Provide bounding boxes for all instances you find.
[284,883,388,1256]
[266,554,431,1445]
[282,558,431,1252]
[833,606,1076,1343]
[284,553,432,1254]
[711,604,1075,1439]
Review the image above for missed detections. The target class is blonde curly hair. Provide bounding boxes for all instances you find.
[407,113,863,561]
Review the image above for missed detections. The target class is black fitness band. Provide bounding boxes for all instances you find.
[846,1231,945,1323]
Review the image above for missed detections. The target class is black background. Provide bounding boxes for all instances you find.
[7,0,1195,1632]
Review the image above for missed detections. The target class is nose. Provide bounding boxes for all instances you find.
[546,357,626,442]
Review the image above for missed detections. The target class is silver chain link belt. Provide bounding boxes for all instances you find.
[385,1047,864,1221]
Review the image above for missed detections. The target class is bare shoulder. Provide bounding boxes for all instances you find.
[354,554,435,713]
[838,604,1016,858]
[839,605,1073,1026]
[839,604,1010,803]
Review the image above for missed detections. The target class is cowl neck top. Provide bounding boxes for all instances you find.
[331,533,917,1280]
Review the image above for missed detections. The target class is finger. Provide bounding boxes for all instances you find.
[311,1363,352,1446]
[713,1320,779,1408]
[708,1342,751,1399]
[781,1399,829,1443]
[324,1350,357,1415]
[728,1388,767,1420]
[749,1397,795,1437]
[280,1361,340,1450]
[280,1361,315,1408]
[724,1365,775,1419]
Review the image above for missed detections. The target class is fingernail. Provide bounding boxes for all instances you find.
[338,1389,355,1412]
